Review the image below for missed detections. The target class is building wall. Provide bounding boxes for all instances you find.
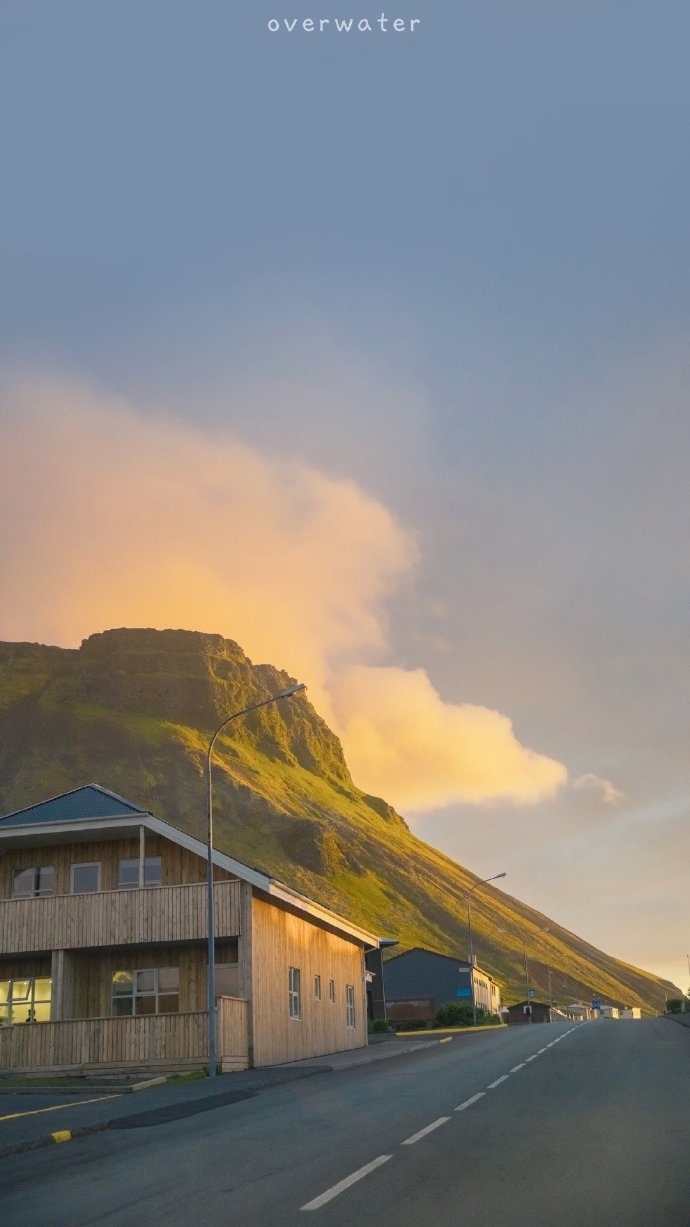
[57,938,239,1018]
[250,893,367,1066]
[384,950,501,1017]
[384,950,473,1012]
[0,835,235,898]
[472,968,501,1014]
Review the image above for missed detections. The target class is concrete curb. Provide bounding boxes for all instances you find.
[0,1076,168,1096]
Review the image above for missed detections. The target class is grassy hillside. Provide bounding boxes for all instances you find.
[0,628,677,1012]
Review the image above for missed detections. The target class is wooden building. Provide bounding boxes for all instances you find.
[506,1000,553,1025]
[0,785,378,1075]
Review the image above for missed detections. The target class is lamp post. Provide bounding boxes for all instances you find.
[524,926,549,1023]
[467,872,506,1026]
[206,682,306,1078]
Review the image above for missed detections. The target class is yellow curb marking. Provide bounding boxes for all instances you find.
[439,1036,453,1044]
[51,1130,72,1143]
[0,1093,120,1123]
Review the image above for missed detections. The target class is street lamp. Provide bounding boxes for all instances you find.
[206,682,306,1078]
[467,872,506,1026]
[524,926,549,1023]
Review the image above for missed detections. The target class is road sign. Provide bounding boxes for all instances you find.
[592,999,601,1009]
[528,989,536,998]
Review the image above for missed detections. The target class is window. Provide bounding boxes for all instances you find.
[0,977,51,1024]
[328,979,335,1004]
[314,975,321,1001]
[116,856,162,889]
[288,967,301,1020]
[345,984,355,1028]
[111,968,179,1016]
[215,964,240,998]
[12,866,55,898]
[70,863,101,894]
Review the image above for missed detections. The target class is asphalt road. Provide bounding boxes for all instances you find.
[1,1019,688,1226]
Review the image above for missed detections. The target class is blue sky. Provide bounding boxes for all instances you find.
[2,1,689,995]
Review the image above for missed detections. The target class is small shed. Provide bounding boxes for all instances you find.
[507,1000,552,1025]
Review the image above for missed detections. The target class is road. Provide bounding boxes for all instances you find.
[1,1019,688,1226]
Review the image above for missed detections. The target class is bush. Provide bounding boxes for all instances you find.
[368,1018,389,1034]
[434,1002,475,1027]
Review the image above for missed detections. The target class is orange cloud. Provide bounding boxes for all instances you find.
[1,372,568,812]
[330,665,568,810]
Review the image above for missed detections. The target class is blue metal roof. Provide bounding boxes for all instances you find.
[0,784,149,827]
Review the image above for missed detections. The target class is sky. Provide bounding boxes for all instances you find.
[1,1,689,997]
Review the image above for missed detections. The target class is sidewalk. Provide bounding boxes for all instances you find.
[0,1035,443,1160]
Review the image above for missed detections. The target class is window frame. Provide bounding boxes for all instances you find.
[328,978,336,1004]
[0,976,52,1025]
[111,967,179,1017]
[116,856,162,890]
[288,966,301,1020]
[314,974,322,1001]
[12,866,56,899]
[70,862,101,894]
[345,983,356,1028]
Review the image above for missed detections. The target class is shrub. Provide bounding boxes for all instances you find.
[434,1002,474,1027]
[368,1018,389,1034]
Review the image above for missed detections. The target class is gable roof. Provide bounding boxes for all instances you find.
[0,784,379,949]
[0,784,150,827]
[384,947,470,969]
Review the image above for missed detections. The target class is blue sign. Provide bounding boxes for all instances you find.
[528,989,536,998]
[592,999,601,1009]
[455,987,472,998]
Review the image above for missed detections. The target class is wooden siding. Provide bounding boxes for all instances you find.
[0,836,235,899]
[0,954,52,980]
[0,880,242,955]
[0,1000,249,1075]
[250,894,368,1066]
[0,1011,210,1074]
[218,996,249,1071]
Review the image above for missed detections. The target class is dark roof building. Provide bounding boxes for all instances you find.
[383,947,501,1019]
[506,1000,553,1025]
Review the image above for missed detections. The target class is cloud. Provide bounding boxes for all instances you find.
[573,773,624,805]
[0,372,568,812]
[329,665,568,811]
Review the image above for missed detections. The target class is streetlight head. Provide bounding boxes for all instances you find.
[495,872,507,880]
[276,683,307,699]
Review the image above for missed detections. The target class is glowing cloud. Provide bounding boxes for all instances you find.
[0,373,568,812]
[329,665,567,810]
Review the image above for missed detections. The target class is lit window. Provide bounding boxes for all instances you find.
[0,977,52,1024]
[70,863,101,894]
[12,866,55,898]
[314,975,321,1001]
[116,856,162,889]
[288,967,301,1020]
[345,984,355,1028]
[111,968,179,1016]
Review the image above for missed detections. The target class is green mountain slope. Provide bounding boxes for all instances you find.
[0,628,677,1012]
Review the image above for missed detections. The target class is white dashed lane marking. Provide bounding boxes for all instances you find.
[455,1092,486,1111]
[302,1027,582,1211]
[301,1155,393,1211]
[401,1116,451,1145]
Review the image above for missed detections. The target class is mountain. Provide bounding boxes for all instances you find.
[0,627,677,1011]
